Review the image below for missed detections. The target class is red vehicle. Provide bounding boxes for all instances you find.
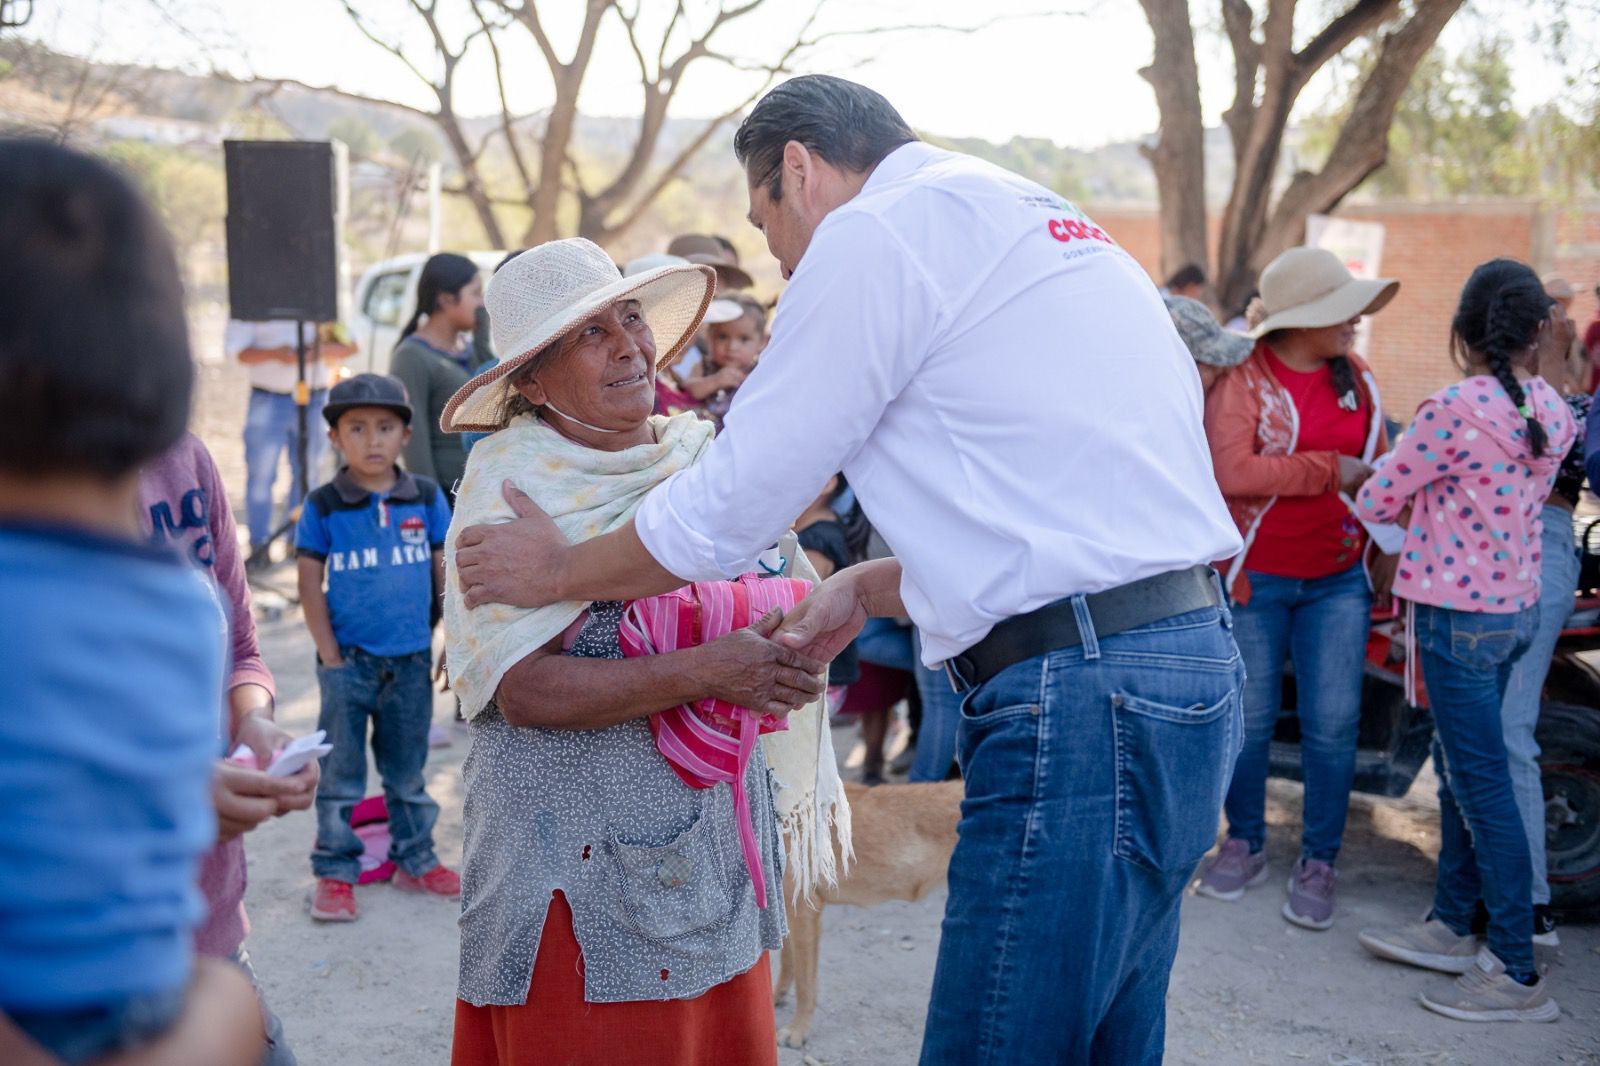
[1267,517,1600,915]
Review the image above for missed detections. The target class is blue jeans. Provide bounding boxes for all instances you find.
[910,627,963,782]
[311,646,440,883]
[1500,504,1579,906]
[243,387,329,547]
[1225,565,1371,862]
[1414,603,1538,974]
[920,600,1245,1064]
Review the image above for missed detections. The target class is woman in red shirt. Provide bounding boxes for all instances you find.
[1196,247,1399,931]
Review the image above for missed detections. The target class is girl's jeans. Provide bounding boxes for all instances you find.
[919,599,1244,1064]
[311,646,440,883]
[1499,503,1579,906]
[1225,564,1371,862]
[1414,603,1538,974]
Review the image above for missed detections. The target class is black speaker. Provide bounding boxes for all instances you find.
[224,140,347,322]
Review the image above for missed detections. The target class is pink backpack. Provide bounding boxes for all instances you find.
[618,573,811,909]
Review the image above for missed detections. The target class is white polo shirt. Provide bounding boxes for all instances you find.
[635,142,1241,665]
[224,319,333,393]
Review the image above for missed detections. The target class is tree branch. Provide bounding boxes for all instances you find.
[1292,0,1397,89]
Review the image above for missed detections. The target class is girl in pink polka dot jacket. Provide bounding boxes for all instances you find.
[1352,259,1577,1023]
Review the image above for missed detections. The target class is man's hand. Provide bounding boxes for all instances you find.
[690,609,828,717]
[456,481,571,609]
[774,570,871,664]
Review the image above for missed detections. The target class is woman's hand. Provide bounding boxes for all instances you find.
[1338,455,1374,498]
[691,609,828,717]
[457,482,571,609]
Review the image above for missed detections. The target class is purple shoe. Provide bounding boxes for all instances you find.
[1194,838,1267,901]
[1283,857,1336,930]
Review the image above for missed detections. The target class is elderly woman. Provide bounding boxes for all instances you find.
[439,239,835,1066]
[1196,247,1400,931]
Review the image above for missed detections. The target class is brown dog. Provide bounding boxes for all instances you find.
[773,779,963,1048]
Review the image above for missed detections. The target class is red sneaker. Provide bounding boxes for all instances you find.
[394,864,461,899]
[310,878,359,922]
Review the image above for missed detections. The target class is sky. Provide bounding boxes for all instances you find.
[23,0,1583,149]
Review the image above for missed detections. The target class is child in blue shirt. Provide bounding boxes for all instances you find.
[296,373,459,922]
[0,140,261,1064]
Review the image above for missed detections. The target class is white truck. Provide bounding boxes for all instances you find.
[348,251,506,377]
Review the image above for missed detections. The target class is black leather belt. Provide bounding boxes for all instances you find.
[944,565,1222,693]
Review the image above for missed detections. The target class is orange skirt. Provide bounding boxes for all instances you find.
[451,892,777,1066]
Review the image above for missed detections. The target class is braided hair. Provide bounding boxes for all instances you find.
[1450,258,1552,458]
[400,252,478,340]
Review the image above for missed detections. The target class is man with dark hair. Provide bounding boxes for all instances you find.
[455,75,1243,1063]
[1164,262,1208,300]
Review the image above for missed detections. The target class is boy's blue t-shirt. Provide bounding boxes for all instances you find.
[295,467,451,656]
[0,523,222,1011]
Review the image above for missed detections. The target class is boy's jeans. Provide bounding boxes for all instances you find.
[1500,504,1579,906]
[311,646,440,884]
[1413,603,1538,974]
[1225,565,1371,862]
[243,387,329,548]
[919,599,1245,1065]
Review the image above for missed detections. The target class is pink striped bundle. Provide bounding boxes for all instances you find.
[618,573,812,909]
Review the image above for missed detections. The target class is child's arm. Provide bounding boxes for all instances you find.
[1356,401,1447,524]
[296,557,343,666]
[684,365,746,401]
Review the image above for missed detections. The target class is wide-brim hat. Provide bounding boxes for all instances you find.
[1247,246,1399,340]
[666,233,754,290]
[440,238,714,433]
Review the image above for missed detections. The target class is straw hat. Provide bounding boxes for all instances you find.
[440,238,714,433]
[1247,247,1399,340]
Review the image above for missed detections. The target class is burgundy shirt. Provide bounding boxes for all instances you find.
[140,432,275,958]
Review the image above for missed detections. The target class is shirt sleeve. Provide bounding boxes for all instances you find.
[294,499,330,560]
[198,441,275,700]
[1357,400,1448,523]
[635,211,944,580]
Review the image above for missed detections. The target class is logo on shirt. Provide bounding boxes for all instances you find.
[1045,216,1114,246]
[400,515,426,546]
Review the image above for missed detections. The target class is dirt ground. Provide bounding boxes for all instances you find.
[191,359,1600,1065]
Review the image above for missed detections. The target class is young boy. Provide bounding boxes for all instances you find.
[296,373,459,921]
[0,139,261,1065]
[685,293,767,429]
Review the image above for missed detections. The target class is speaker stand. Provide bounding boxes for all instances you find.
[244,322,316,595]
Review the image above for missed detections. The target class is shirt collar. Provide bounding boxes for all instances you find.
[332,466,421,505]
[860,140,940,195]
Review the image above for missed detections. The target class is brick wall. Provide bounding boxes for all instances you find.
[1089,200,1600,420]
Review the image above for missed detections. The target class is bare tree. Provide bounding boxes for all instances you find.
[1138,1,1465,313]
[252,0,828,249]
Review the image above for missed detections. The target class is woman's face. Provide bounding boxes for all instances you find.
[1284,316,1360,360]
[514,299,658,432]
[441,274,484,332]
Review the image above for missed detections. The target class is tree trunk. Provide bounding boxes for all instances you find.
[1137,0,1210,293]
[437,109,507,249]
